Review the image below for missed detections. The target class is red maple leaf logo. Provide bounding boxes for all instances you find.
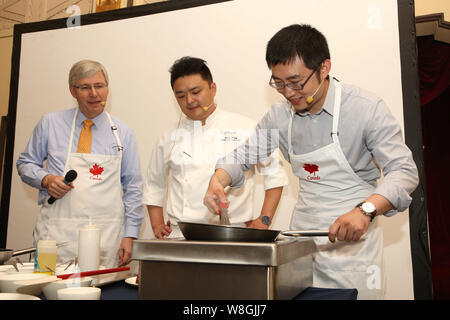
[303,164,319,175]
[89,163,104,177]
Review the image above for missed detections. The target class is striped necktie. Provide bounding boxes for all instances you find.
[77,120,94,153]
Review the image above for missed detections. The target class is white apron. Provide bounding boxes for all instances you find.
[288,79,385,299]
[33,109,125,268]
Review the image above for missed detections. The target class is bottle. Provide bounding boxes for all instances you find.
[34,238,57,275]
[78,218,101,272]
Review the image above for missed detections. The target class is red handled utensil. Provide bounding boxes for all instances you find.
[56,266,130,280]
[219,201,230,225]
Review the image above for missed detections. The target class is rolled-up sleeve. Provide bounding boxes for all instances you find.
[257,148,288,190]
[367,100,419,216]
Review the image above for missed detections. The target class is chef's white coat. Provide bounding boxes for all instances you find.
[143,108,288,232]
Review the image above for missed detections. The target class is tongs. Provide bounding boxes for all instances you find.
[62,257,78,271]
[219,202,230,225]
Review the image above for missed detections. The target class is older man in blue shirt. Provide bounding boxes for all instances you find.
[17,60,143,268]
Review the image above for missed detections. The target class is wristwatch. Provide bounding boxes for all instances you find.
[260,215,272,226]
[356,201,377,222]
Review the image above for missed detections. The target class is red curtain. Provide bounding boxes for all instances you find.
[418,36,450,105]
[418,35,450,300]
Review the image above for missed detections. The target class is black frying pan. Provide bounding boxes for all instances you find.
[0,247,36,264]
[178,222,328,242]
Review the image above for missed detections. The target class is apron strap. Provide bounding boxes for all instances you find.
[287,108,294,155]
[65,108,79,171]
[105,112,123,155]
[331,78,342,143]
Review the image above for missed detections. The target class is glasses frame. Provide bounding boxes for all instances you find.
[72,83,108,92]
[269,66,319,91]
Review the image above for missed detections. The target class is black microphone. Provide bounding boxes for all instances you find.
[47,170,78,204]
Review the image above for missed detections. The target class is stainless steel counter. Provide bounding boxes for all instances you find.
[132,238,316,300]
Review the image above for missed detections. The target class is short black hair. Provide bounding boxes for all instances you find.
[266,24,330,70]
[169,56,214,88]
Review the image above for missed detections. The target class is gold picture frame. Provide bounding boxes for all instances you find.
[94,0,123,13]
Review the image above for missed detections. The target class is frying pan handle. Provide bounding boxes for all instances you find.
[11,242,67,257]
[12,247,36,256]
[280,230,329,237]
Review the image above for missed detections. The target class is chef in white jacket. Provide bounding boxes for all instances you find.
[143,57,288,238]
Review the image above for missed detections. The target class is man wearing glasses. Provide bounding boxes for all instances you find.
[17,60,143,269]
[204,25,419,299]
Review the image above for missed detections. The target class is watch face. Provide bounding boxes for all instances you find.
[361,202,376,213]
[261,216,271,225]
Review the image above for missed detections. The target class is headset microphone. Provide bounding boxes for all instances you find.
[306,80,325,104]
[202,101,216,111]
[100,101,106,106]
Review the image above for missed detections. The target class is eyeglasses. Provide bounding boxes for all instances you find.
[73,83,108,92]
[269,67,318,91]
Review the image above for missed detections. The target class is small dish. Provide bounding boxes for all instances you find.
[0,293,40,300]
[0,273,50,295]
[57,286,101,300]
[6,265,35,274]
[125,276,138,287]
[0,265,14,272]
[42,277,93,300]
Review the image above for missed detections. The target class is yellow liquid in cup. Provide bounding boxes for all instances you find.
[35,252,57,275]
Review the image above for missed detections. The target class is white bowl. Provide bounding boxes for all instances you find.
[19,262,35,267]
[42,277,93,300]
[0,273,50,295]
[6,265,35,274]
[55,264,80,276]
[57,286,101,300]
[0,293,40,300]
[54,263,106,276]
[0,265,14,272]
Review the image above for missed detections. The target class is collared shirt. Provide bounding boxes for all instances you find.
[17,108,144,238]
[143,108,288,225]
[217,79,419,216]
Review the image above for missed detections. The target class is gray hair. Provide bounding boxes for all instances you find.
[68,60,109,86]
